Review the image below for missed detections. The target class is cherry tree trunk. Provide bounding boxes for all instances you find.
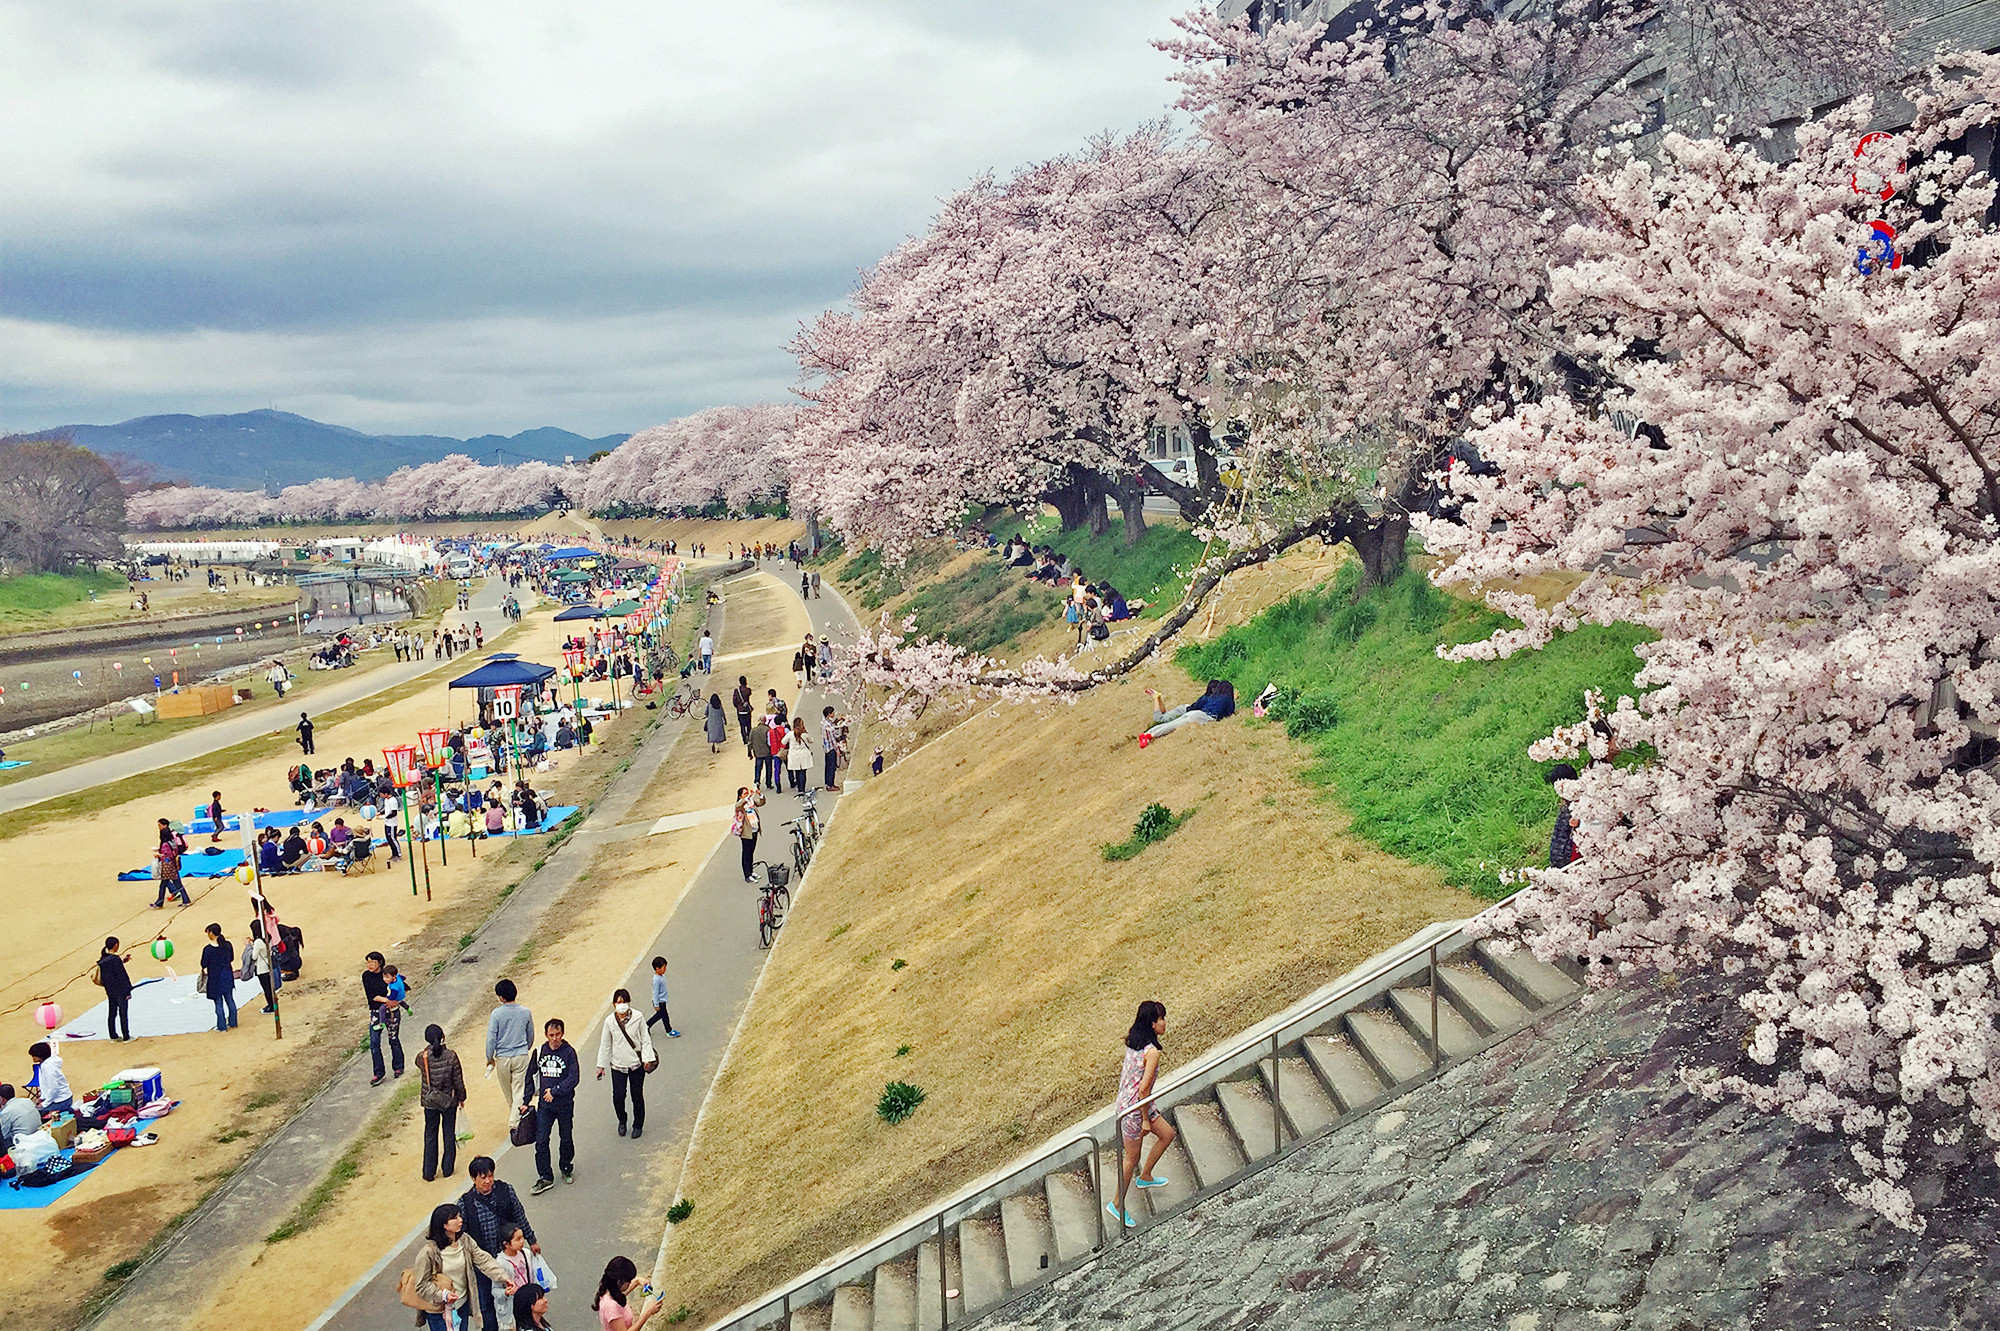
[1350,512,1410,591]
[1084,472,1112,538]
[1045,470,1092,532]
[1112,472,1149,546]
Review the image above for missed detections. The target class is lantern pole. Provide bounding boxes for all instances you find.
[238,815,281,1040]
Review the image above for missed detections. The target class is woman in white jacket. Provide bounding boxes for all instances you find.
[595,988,657,1140]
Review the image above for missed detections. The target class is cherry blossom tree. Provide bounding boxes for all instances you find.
[581,404,793,517]
[1423,57,2000,1226]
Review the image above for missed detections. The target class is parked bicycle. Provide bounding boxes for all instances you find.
[785,817,815,879]
[665,678,701,718]
[757,861,791,948]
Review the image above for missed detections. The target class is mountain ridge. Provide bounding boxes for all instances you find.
[26,410,629,490]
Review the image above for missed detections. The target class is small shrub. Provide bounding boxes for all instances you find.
[103,1259,142,1282]
[1285,690,1342,736]
[894,1043,912,1057]
[890,958,907,971]
[877,1081,927,1124]
[1102,802,1193,861]
[666,1307,693,1325]
[666,1199,694,1224]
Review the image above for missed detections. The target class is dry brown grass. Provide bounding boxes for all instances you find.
[656,648,1481,1321]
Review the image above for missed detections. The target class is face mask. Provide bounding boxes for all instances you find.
[614,1003,630,1015]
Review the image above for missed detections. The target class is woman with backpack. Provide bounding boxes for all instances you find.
[418,1024,469,1181]
[595,988,657,1140]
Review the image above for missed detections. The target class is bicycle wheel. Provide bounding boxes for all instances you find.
[758,902,775,949]
[774,884,791,913]
[793,844,809,879]
[771,895,786,931]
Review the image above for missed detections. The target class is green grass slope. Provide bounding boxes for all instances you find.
[1179,564,1650,896]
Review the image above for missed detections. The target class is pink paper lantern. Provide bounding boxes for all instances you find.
[35,1001,61,1030]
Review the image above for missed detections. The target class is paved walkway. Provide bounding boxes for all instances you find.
[307,566,859,1329]
[0,577,521,815]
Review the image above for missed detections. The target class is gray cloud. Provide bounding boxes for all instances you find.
[0,0,1196,437]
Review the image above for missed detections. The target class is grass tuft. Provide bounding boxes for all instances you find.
[667,1198,695,1224]
[876,1081,926,1125]
[102,1259,142,1282]
[1101,802,1193,861]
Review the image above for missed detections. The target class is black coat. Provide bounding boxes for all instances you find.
[458,1178,537,1254]
[98,953,133,998]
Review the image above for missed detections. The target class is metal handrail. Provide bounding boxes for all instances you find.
[708,902,1515,1330]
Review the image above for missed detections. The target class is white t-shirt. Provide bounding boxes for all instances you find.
[699,635,713,656]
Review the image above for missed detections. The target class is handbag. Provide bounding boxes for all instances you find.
[614,1013,658,1074]
[397,1268,443,1314]
[510,1109,537,1148]
[194,969,208,998]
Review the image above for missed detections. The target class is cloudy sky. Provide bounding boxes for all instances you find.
[1,0,1196,438]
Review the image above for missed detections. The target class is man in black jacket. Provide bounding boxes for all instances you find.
[460,1156,538,1329]
[526,1018,580,1194]
[98,938,135,1042]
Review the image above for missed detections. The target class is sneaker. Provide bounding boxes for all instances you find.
[562,1170,575,1185]
[617,1123,627,1137]
[531,1178,555,1195]
[631,1126,643,1140]
[667,1029,681,1038]
[394,1068,405,1078]
[1134,1175,1168,1188]
[371,1076,384,1086]
[1105,1202,1136,1229]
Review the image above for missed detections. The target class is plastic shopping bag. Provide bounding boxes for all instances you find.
[528,1252,558,1292]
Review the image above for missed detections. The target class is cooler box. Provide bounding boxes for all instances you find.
[116,1068,165,1102]
[98,1083,137,1109]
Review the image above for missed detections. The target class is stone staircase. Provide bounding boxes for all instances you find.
[706,918,1585,1331]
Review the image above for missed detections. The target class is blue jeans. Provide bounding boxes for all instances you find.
[534,1098,574,1181]
[370,1009,405,1079]
[424,1309,469,1331]
[210,979,238,1031]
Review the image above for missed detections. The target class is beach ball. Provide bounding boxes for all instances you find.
[35,1002,61,1030]
[235,864,255,885]
[151,939,175,962]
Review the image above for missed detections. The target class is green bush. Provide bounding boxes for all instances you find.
[877,1081,927,1125]
[666,1199,694,1224]
[1102,802,1194,861]
[1178,569,1648,895]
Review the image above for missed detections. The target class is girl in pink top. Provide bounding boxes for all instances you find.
[1109,1000,1176,1228]
[593,1256,662,1331]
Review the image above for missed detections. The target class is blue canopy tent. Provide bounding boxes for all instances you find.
[448,657,557,690]
[552,605,605,621]
[545,547,596,561]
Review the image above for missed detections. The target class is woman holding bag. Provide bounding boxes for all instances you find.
[409,1202,515,1331]
[418,1024,469,1181]
[595,989,657,1140]
[732,787,765,884]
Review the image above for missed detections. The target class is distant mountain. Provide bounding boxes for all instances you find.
[42,410,629,490]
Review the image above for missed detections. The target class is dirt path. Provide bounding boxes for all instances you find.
[297,567,856,1331]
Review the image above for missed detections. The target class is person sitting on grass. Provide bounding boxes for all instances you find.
[1141,679,1237,742]
[1104,587,1131,621]
[280,827,312,872]
[257,829,285,877]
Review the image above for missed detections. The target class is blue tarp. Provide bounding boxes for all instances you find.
[552,605,604,621]
[544,546,596,560]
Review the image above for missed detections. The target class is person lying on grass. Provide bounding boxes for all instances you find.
[1140,680,1236,743]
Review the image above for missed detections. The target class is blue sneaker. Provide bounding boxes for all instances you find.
[1134,1175,1168,1189]
[1105,1202,1136,1229]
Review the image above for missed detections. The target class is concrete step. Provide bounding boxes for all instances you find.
[831,1283,874,1331]
[1000,1189,1056,1286]
[1147,1134,1198,1209]
[873,1256,918,1331]
[1438,959,1532,1035]
[1388,986,1481,1059]
[1345,1007,1431,1085]
[1259,1054,1338,1137]
[915,1236,962,1329]
[1044,1166,1101,1263]
[957,1216,1010,1315]
[1214,1077,1281,1160]
[1475,938,1580,1007]
[1302,1034,1387,1113]
[790,1302,832,1331]
[1172,1098,1248,1189]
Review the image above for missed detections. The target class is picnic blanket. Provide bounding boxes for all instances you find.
[422,806,580,841]
[0,760,29,771]
[117,838,384,881]
[184,807,320,835]
[61,976,266,1041]
[0,1102,180,1209]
